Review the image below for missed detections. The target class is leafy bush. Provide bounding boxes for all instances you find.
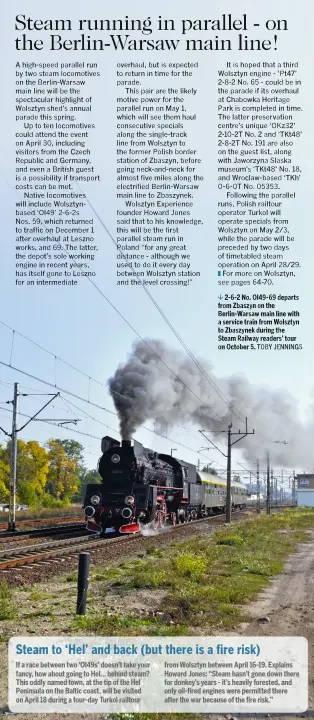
[173,553,207,580]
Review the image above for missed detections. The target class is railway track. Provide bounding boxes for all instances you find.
[0,522,87,540]
[0,534,108,571]
[0,511,249,573]
[0,515,81,531]
[0,505,293,574]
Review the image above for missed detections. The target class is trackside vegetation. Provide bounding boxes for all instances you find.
[74,508,314,638]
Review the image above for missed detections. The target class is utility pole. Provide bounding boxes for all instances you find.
[200,418,255,524]
[292,471,296,504]
[1,385,80,532]
[271,468,274,506]
[266,452,271,515]
[8,383,18,532]
[275,475,278,506]
[256,458,260,513]
[226,424,232,524]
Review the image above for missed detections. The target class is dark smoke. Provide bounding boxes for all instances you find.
[108,338,314,468]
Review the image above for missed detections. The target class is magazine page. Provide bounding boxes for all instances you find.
[0,1,313,718]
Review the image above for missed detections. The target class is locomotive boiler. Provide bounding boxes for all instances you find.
[83,435,248,534]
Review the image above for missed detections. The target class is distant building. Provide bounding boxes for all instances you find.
[296,474,314,507]
[296,474,314,489]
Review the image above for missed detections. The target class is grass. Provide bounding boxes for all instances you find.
[0,581,17,621]
[74,508,314,637]
[29,589,53,602]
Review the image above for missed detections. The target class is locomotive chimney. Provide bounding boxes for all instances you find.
[121,440,132,447]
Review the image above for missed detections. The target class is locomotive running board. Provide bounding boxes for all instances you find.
[119,522,141,534]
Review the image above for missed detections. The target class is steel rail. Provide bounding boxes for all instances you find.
[0,504,295,572]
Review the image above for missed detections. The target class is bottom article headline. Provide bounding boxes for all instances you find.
[8,635,308,713]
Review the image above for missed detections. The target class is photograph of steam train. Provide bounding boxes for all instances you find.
[84,435,249,535]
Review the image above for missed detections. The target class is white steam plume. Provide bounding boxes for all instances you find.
[108,338,314,469]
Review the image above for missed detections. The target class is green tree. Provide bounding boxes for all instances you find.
[45,439,81,502]
[0,439,49,506]
[0,437,99,508]
[59,439,86,500]
[73,468,101,503]
[0,446,10,502]
[59,440,84,464]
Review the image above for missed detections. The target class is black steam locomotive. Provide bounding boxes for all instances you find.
[83,435,248,534]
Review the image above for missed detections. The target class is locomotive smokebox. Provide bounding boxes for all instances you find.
[121,440,132,447]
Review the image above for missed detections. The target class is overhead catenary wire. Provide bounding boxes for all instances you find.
[0,406,100,459]
[0,319,128,403]
[1,392,293,479]
[0,370,220,464]
[7,181,258,430]
[77,184,255,427]
[0,422,99,458]
[8,182,272,442]
[0,391,218,467]
[0,413,101,468]
[78,186,279,448]
[0,351,278,473]
[6,184,229,426]
[55,395,222,469]
[0,404,105,442]
[57,396,227,470]
[0,315,224,426]
[0,344,286,475]
[9,176,260,433]
[0,379,273,471]
[0,379,209,436]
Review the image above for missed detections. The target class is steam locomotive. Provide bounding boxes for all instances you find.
[83,436,249,534]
